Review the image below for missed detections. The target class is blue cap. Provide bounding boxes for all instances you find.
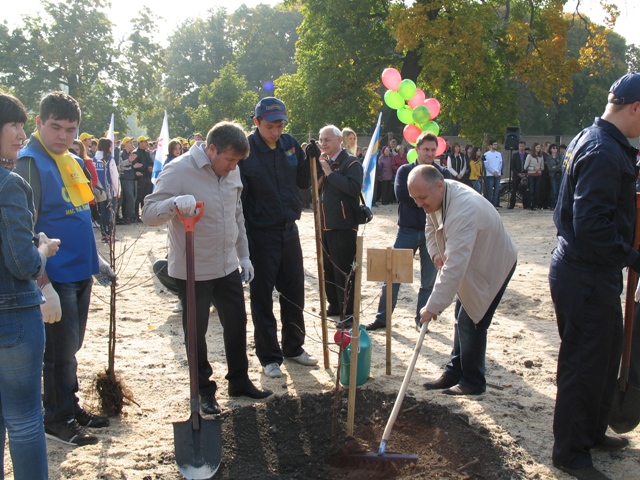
[608,72,640,105]
[254,97,288,122]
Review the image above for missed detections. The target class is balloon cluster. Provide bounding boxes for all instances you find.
[381,68,446,162]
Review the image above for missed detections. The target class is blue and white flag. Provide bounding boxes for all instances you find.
[361,112,382,208]
[152,111,170,184]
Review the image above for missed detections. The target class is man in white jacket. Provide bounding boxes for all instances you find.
[142,121,272,416]
[408,165,517,395]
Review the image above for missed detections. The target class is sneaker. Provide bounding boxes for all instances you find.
[172,301,183,313]
[263,363,283,378]
[75,408,110,428]
[45,419,99,446]
[286,351,318,366]
[92,221,100,229]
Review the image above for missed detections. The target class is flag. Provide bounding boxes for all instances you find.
[361,112,382,208]
[152,111,170,184]
[106,114,115,145]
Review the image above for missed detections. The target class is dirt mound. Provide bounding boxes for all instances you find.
[216,389,523,479]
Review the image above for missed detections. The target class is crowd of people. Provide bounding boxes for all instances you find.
[0,71,638,480]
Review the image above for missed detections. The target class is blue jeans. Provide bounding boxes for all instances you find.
[484,175,501,206]
[43,278,92,427]
[374,227,437,325]
[0,306,47,479]
[442,263,515,391]
[471,179,482,194]
[99,198,116,236]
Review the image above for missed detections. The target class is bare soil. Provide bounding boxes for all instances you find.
[4,203,640,479]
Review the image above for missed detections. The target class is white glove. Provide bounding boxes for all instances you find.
[239,257,254,284]
[635,279,640,303]
[174,195,197,216]
[40,283,62,324]
[98,255,118,282]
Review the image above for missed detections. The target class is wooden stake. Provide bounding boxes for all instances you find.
[346,235,363,437]
[310,157,330,368]
[385,247,393,375]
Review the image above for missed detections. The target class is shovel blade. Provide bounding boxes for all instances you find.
[173,415,222,479]
[609,384,640,434]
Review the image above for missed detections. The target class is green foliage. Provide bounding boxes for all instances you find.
[277,0,395,136]
[230,4,302,94]
[186,64,258,133]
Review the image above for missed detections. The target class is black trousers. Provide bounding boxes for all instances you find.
[135,178,152,218]
[248,225,306,366]
[549,253,623,469]
[176,271,250,396]
[323,229,357,319]
[509,175,530,209]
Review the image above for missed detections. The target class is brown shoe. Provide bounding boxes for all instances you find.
[442,384,483,396]
[423,375,457,390]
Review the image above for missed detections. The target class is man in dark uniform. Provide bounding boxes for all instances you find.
[133,136,153,221]
[549,72,640,480]
[240,97,316,379]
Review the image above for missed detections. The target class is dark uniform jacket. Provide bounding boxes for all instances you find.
[554,117,640,272]
[320,150,363,230]
[240,131,310,231]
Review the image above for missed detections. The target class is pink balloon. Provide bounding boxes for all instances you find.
[381,68,402,91]
[408,89,426,109]
[425,98,441,119]
[403,124,422,144]
[436,136,447,157]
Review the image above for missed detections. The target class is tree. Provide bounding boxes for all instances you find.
[11,0,116,107]
[278,0,396,135]
[187,63,258,133]
[627,44,640,73]
[229,4,302,95]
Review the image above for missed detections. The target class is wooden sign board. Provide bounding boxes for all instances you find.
[367,248,414,284]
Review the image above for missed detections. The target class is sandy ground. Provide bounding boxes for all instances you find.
[4,202,640,479]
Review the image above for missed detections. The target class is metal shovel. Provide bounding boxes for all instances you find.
[172,202,222,479]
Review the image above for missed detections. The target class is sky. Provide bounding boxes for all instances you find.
[1,0,638,50]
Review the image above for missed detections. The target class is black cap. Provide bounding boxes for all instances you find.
[608,72,640,105]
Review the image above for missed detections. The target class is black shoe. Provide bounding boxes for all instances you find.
[552,464,612,480]
[45,419,99,446]
[423,375,458,390]
[366,320,386,331]
[593,435,629,450]
[229,382,273,399]
[442,384,484,396]
[200,395,221,415]
[75,408,110,428]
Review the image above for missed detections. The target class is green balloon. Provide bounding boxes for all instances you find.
[422,121,440,136]
[407,149,418,163]
[412,105,430,124]
[384,90,405,110]
[397,106,414,124]
[398,79,417,100]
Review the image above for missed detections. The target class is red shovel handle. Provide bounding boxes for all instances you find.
[176,201,204,231]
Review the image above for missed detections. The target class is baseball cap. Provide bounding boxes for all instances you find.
[137,135,150,143]
[254,97,288,122]
[121,136,134,145]
[608,72,640,105]
[104,131,119,137]
[79,132,93,141]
